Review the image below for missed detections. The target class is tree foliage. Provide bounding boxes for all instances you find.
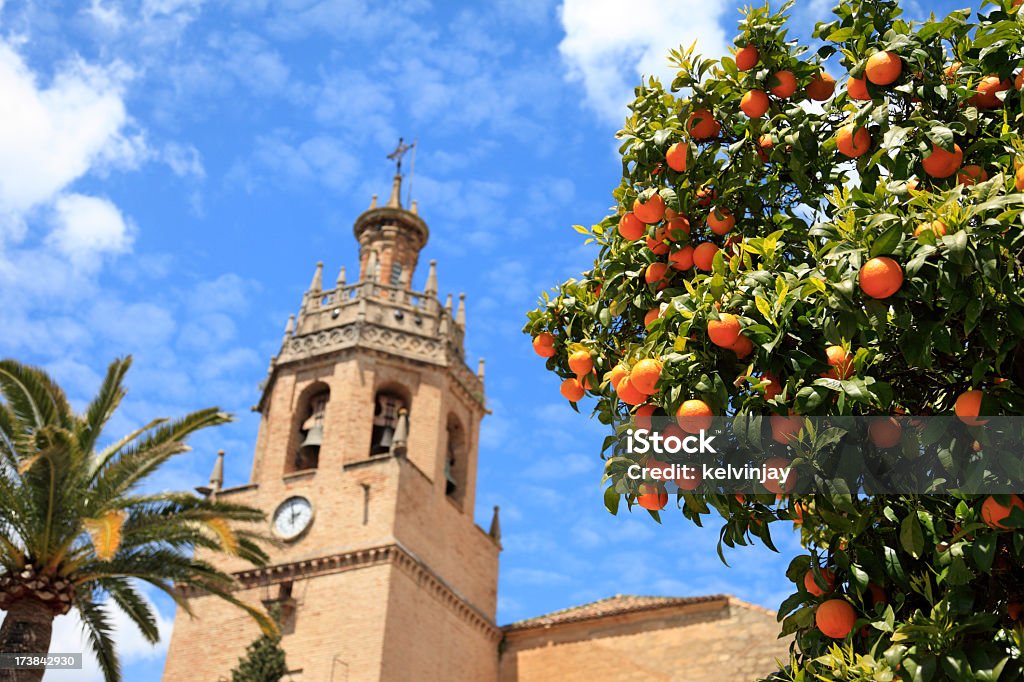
[231,604,288,682]
[0,357,274,682]
[525,0,1024,678]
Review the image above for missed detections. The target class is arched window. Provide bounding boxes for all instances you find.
[445,415,467,506]
[370,389,407,456]
[287,383,329,474]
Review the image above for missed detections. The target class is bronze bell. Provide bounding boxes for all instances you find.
[299,425,323,450]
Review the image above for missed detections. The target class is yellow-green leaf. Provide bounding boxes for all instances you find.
[83,510,127,561]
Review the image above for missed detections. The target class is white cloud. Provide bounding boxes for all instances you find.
[558,0,729,122]
[84,0,128,32]
[47,193,133,268]
[231,133,360,193]
[162,142,205,179]
[0,42,135,228]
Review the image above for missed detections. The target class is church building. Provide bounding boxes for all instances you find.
[161,163,790,681]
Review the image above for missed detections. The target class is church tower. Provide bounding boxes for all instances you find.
[162,166,502,681]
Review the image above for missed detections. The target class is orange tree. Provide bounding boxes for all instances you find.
[525,0,1024,678]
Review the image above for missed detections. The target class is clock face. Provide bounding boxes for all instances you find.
[272,496,313,540]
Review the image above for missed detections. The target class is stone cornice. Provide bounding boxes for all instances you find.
[179,543,501,641]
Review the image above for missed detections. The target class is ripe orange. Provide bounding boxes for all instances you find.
[954,389,987,425]
[807,71,836,101]
[859,256,903,299]
[634,404,656,430]
[644,307,662,328]
[630,359,663,395]
[609,363,629,389]
[560,377,585,402]
[708,313,742,348]
[757,134,774,163]
[763,456,796,494]
[740,89,770,118]
[675,464,702,491]
[729,335,753,359]
[816,599,857,639]
[865,51,902,85]
[735,44,758,71]
[837,124,870,158]
[637,483,668,511]
[760,371,781,400]
[644,262,669,287]
[869,417,902,449]
[1017,70,1024,91]
[847,76,872,101]
[958,164,988,186]
[666,142,688,172]
[647,224,671,253]
[981,495,1024,529]
[533,332,556,357]
[1016,165,1024,191]
[944,62,961,83]
[634,193,666,224]
[914,220,947,237]
[616,375,647,406]
[770,416,802,445]
[769,70,798,99]
[687,109,720,140]
[692,242,720,271]
[804,568,836,597]
[568,349,593,376]
[707,207,736,235]
[825,345,853,380]
[619,212,645,240]
[666,216,691,240]
[921,143,963,179]
[669,245,695,270]
[676,399,713,433]
[970,76,1010,109]
[696,186,717,207]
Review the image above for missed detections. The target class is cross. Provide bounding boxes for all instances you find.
[387,137,415,175]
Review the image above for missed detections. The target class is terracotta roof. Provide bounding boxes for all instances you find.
[502,594,729,631]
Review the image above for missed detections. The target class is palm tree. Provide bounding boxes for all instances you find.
[0,357,273,682]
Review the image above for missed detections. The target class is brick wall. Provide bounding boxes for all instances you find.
[500,599,791,682]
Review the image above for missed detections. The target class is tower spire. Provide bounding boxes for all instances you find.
[456,293,466,327]
[489,505,501,546]
[309,261,324,293]
[387,174,402,209]
[424,260,438,297]
[195,450,225,499]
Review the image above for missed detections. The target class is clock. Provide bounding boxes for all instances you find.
[272,496,314,540]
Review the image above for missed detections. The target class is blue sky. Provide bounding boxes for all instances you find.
[0,0,965,679]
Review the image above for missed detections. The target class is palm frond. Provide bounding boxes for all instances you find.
[77,357,132,454]
[88,418,167,481]
[0,359,72,430]
[83,510,127,561]
[75,599,121,682]
[96,577,159,644]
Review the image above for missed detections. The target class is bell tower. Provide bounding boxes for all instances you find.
[163,160,502,682]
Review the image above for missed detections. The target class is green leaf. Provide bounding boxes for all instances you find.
[870,223,903,257]
[604,485,620,515]
[900,512,925,559]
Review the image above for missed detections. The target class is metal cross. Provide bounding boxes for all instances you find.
[387,137,415,175]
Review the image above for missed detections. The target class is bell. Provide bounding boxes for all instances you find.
[299,425,323,449]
